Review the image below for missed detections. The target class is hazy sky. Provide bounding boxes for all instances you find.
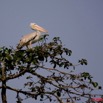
[0,0,103,102]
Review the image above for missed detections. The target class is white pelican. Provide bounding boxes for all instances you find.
[17,23,48,49]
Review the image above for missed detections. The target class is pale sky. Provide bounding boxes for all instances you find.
[0,0,103,103]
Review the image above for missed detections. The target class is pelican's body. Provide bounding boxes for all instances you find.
[17,31,41,49]
[17,23,48,49]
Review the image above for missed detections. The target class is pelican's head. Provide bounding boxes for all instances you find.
[30,23,36,27]
[30,22,48,33]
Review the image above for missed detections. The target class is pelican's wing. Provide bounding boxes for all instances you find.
[17,32,37,49]
[30,23,48,33]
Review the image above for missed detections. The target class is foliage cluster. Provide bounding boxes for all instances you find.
[0,36,102,103]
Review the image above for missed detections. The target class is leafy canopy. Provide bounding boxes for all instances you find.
[0,36,102,103]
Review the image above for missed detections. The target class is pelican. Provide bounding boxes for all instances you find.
[17,23,48,49]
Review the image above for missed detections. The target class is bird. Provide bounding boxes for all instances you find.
[17,23,48,49]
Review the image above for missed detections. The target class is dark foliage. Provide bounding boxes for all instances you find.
[0,36,102,103]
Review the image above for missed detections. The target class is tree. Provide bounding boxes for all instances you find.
[0,36,102,103]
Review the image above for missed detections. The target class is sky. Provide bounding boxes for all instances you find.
[0,0,103,102]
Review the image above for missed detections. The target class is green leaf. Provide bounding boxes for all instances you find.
[38,55,44,61]
[40,94,44,98]
[26,76,32,79]
[98,86,102,89]
[78,59,88,65]
[53,63,56,68]
[92,82,98,88]
[57,91,61,97]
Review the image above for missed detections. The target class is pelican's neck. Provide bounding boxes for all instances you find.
[36,31,41,36]
[36,30,40,33]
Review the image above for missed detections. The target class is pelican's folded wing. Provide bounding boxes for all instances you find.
[17,32,37,49]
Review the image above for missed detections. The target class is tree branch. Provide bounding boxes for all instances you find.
[6,63,31,80]
[6,68,27,80]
